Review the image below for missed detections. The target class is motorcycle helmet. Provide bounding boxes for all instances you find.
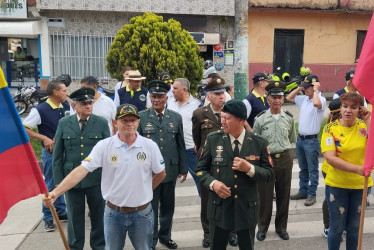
[204,60,213,70]
[300,67,312,76]
[56,74,72,87]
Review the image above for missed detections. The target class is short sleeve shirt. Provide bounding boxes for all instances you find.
[81,132,165,207]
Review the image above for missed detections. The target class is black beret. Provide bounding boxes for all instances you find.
[265,80,286,96]
[222,99,247,120]
[205,77,227,93]
[148,80,171,94]
[328,98,341,113]
[69,87,94,102]
[252,72,270,83]
[300,74,319,88]
[345,68,355,81]
[116,104,139,119]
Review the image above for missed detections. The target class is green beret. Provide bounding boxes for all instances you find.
[222,99,247,120]
[265,80,286,96]
[148,80,171,94]
[116,104,140,119]
[70,87,95,102]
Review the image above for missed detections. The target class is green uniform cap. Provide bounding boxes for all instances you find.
[265,80,287,96]
[69,87,95,102]
[148,80,170,94]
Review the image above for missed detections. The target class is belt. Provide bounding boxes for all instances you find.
[298,134,318,140]
[106,201,149,214]
[270,150,289,159]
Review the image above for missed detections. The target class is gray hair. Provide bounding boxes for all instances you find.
[46,80,64,96]
[174,78,190,92]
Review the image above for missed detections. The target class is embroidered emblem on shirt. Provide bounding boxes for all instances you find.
[359,128,368,137]
[325,137,333,146]
[83,157,92,162]
[139,94,146,101]
[110,154,118,164]
[137,152,146,162]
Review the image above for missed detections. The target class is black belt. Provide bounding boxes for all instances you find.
[107,201,149,214]
[270,150,289,159]
[298,134,318,140]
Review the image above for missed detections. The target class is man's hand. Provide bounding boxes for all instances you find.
[212,181,231,199]
[42,192,57,208]
[312,82,321,91]
[232,157,251,173]
[178,173,187,183]
[43,137,54,153]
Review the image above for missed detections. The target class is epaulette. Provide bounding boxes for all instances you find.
[284,110,293,118]
[255,110,266,118]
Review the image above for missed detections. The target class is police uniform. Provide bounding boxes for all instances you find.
[53,88,110,250]
[196,100,273,250]
[138,80,187,248]
[252,81,296,241]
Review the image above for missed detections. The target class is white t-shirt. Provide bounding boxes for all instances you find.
[295,94,326,135]
[81,132,165,207]
[113,81,123,107]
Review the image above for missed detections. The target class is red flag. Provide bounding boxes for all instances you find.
[353,13,374,176]
[0,67,48,224]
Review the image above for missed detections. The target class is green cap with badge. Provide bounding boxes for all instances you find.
[265,80,287,96]
[204,77,227,93]
[69,87,95,102]
[116,104,140,119]
[148,80,170,94]
[222,99,247,120]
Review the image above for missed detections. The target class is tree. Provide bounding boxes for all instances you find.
[106,12,204,93]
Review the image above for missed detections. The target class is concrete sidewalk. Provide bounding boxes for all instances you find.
[0,196,42,250]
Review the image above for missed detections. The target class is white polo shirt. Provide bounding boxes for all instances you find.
[81,132,165,207]
[295,94,326,136]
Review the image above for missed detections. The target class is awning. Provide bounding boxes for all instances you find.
[0,21,42,38]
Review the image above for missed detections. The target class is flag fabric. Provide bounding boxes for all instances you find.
[0,67,47,224]
[353,13,374,176]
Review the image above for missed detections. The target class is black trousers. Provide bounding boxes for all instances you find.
[210,224,254,250]
[257,150,293,233]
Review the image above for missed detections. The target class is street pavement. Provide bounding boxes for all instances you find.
[2,160,374,250]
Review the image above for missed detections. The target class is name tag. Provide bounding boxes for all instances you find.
[214,157,223,162]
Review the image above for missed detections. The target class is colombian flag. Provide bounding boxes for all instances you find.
[0,67,47,224]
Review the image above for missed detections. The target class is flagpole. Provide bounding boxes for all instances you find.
[44,193,70,250]
[357,176,369,250]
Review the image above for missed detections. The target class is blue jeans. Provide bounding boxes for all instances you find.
[296,137,320,197]
[325,186,363,250]
[41,148,67,221]
[104,203,154,250]
[186,149,200,196]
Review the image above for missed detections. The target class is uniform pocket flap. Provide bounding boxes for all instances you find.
[89,135,103,139]
[62,135,76,139]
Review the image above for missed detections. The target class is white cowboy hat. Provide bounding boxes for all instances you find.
[125,70,146,80]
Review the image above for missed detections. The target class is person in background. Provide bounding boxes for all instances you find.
[196,99,273,250]
[287,74,326,206]
[117,70,148,111]
[253,81,296,242]
[321,92,372,250]
[114,66,133,107]
[53,88,110,250]
[14,46,26,61]
[203,73,231,106]
[23,80,69,232]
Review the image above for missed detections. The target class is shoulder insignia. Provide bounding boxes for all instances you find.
[255,110,266,118]
[284,110,293,117]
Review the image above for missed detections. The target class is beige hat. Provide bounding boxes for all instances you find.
[125,70,146,80]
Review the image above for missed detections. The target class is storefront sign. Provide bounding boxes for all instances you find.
[0,0,27,19]
[224,50,234,66]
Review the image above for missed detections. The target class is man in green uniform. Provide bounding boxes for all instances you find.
[196,99,274,250]
[252,81,296,242]
[138,80,188,250]
[53,87,110,250]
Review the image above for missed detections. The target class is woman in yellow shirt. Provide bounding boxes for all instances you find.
[321,92,372,250]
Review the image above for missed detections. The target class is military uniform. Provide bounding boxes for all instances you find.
[53,88,110,250]
[196,100,273,250]
[252,81,296,240]
[138,80,187,248]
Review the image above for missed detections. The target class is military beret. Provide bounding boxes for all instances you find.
[252,72,270,83]
[116,104,140,119]
[222,99,247,120]
[148,80,170,94]
[300,74,319,88]
[328,98,341,113]
[204,77,227,93]
[69,87,94,102]
[345,68,355,81]
[159,71,173,84]
[265,80,286,96]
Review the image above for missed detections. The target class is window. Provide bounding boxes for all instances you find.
[356,30,367,62]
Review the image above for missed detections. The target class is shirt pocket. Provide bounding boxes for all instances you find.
[167,126,178,141]
[211,159,227,179]
[89,134,104,144]
[62,135,76,150]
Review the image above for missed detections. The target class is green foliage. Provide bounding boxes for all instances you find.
[106,12,204,93]
[30,128,42,160]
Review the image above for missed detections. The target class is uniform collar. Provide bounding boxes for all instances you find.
[46,98,63,109]
[229,128,246,145]
[113,131,142,148]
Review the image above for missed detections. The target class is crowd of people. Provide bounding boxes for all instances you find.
[26,65,371,250]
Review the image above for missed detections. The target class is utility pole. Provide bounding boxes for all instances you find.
[234,0,249,100]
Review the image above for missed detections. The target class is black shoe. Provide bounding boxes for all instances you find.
[58,213,68,222]
[290,193,307,200]
[256,231,266,241]
[159,239,178,249]
[276,231,289,240]
[228,236,238,246]
[44,220,55,232]
[202,238,210,248]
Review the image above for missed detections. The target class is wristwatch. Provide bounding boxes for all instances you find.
[314,90,320,94]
